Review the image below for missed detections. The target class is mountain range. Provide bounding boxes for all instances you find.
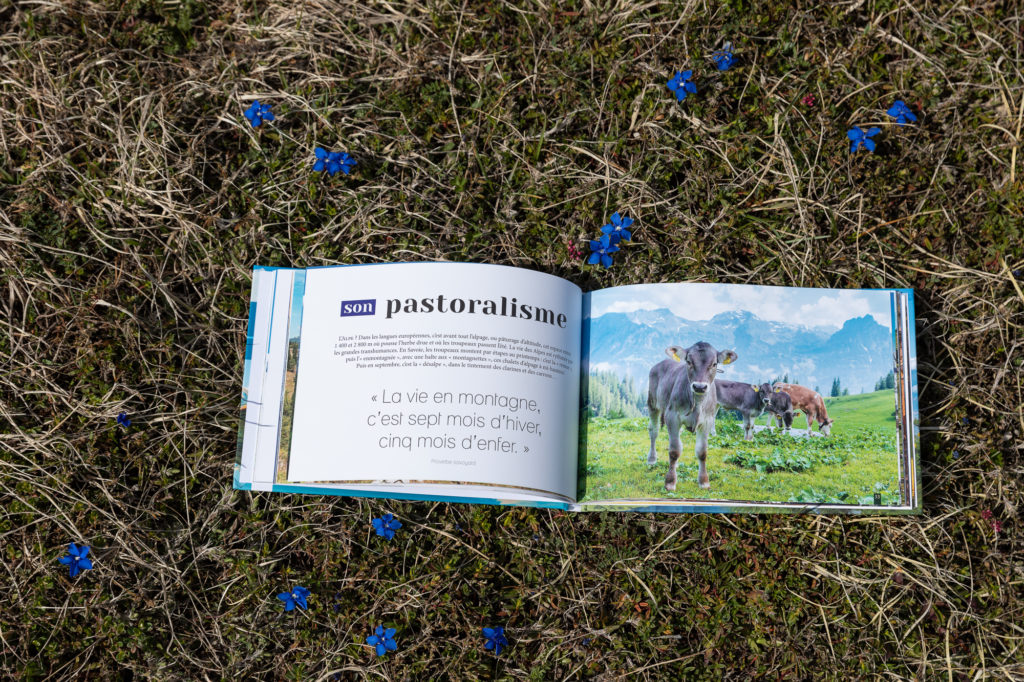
[585,309,893,395]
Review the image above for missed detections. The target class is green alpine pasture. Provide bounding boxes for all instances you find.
[820,388,899,430]
[2,0,1021,679]
[582,391,901,505]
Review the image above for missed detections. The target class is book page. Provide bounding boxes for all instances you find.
[235,267,295,490]
[576,282,919,514]
[282,263,581,502]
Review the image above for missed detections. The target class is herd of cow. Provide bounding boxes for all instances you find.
[645,341,834,492]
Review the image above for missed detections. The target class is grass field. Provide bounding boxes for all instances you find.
[581,391,901,505]
[820,390,898,430]
[2,1,1022,679]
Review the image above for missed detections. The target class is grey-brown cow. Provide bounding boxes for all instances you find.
[646,342,738,490]
[760,383,795,431]
[714,379,772,441]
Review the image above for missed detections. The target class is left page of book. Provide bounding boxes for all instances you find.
[236,263,582,507]
[235,266,294,491]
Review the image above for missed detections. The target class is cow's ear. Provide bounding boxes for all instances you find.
[666,346,684,362]
[719,350,737,365]
[750,384,758,391]
[774,387,781,393]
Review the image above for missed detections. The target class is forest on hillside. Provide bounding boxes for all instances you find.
[586,371,646,418]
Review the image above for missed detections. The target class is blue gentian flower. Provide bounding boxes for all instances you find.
[483,626,508,655]
[58,543,93,578]
[116,412,130,428]
[666,70,697,101]
[886,100,917,126]
[847,126,881,152]
[367,625,398,656]
[601,212,633,243]
[372,513,402,540]
[244,100,275,127]
[313,148,357,176]
[711,43,736,71]
[588,234,619,268]
[277,586,310,611]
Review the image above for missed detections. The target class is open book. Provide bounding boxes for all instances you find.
[236,263,920,514]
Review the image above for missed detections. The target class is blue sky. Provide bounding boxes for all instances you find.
[588,282,893,330]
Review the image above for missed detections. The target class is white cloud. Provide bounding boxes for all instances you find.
[589,283,892,330]
[797,293,888,328]
[602,300,659,314]
[792,359,817,375]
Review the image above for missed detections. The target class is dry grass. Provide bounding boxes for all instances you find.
[1,0,1022,679]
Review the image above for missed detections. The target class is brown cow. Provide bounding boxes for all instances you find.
[772,383,833,436]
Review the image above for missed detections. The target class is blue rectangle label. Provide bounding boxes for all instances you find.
[340,299,376,317]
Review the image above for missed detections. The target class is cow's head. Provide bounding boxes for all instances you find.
[756,383,774,408]
[819,418,834,436]
[665,342,737,400]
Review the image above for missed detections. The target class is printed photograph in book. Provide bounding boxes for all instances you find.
[579,283,915,508]
[276,270,307,485]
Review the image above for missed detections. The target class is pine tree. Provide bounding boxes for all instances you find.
[874,371,896,391]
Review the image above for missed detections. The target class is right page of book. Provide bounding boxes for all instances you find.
[574,282,920,514]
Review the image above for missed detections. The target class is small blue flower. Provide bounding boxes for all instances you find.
[588,234,619,268]
[313,148,357,176]
[372,513,402,540]
[116,412,131,429]
[244,100,275,127]
[483,626,508,655]
[277,586,310,611]
[666,70,697,101]
[58,543,93,578]
[847,126,881,153]
[601,212,633,243]
[367,625,398,656]
[886,100,917,126]
[711,43,736,71]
